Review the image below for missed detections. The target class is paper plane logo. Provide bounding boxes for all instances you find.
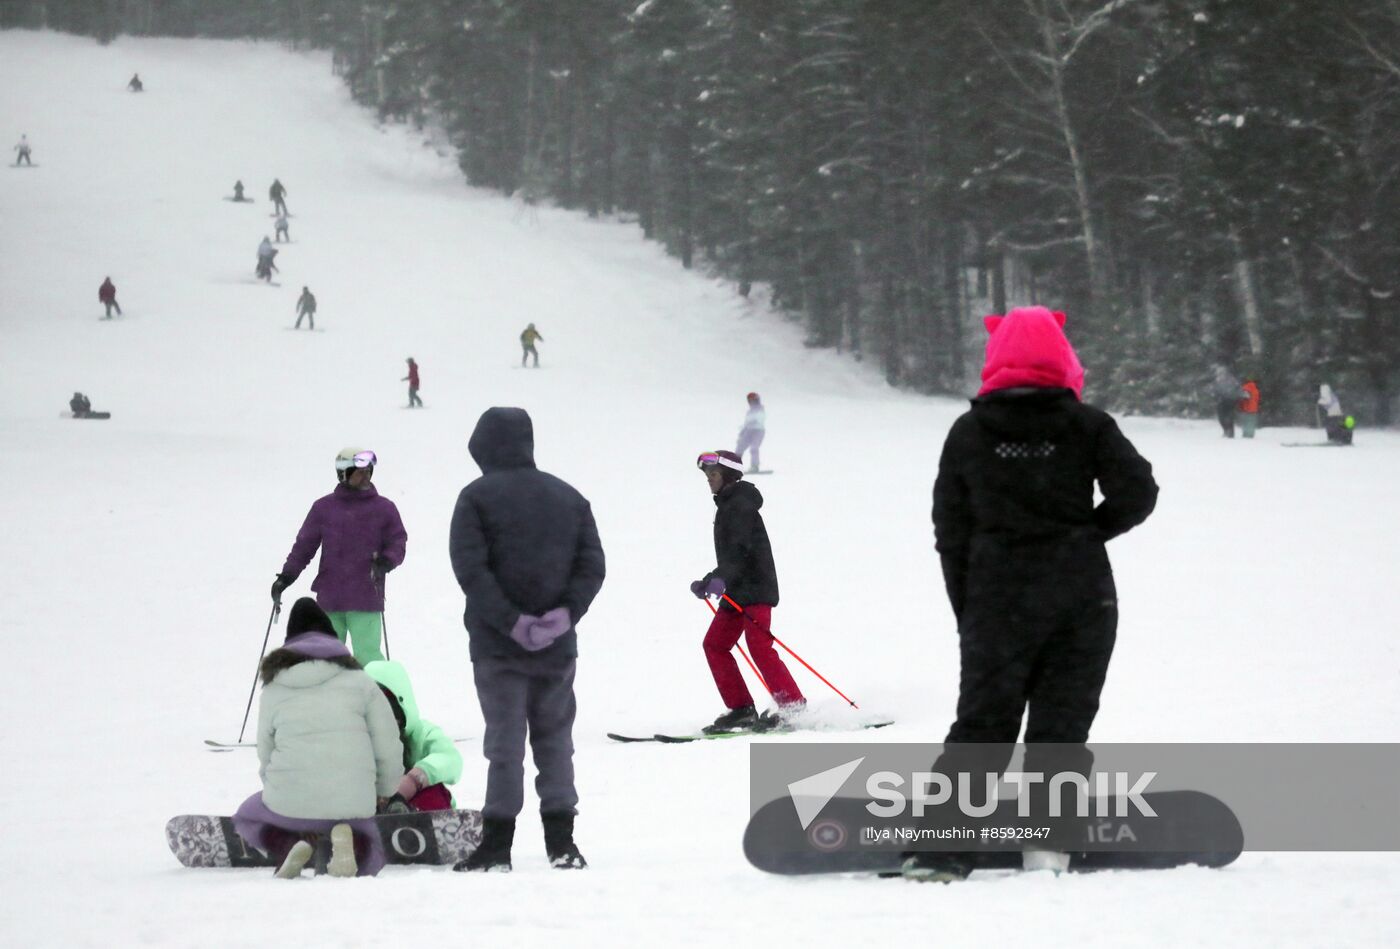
[786,757,865,830]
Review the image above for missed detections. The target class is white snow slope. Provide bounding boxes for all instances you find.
[2,30,1398,949]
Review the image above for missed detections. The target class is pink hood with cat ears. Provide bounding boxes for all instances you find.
[977,306,1085,400]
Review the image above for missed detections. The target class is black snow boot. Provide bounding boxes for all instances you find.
[454,817,514,872]
[703,704,758,734]
[542,812,588,869]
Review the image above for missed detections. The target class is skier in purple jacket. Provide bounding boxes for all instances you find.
[271,448,408,663]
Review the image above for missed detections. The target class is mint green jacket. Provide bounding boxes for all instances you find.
[365,661,463,787]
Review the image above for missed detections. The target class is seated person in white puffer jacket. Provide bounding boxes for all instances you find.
[232,597,404,878]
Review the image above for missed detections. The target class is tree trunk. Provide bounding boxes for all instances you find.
[1228,222,1264,356]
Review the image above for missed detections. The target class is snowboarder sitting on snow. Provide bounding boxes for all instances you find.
[127,73,143,92]
[520,323,543,367]
[365,660,462,813]
[232,597,404,879]
[14,134,32,166]
[271,448,407,664]
[274,213,290,243]
[448,407,605,871]
[691,449,804,733]
[736,392,766,473]
[403,358,422,408]
[903,306,1158,883]
[232,180,246,202]
[269,178,288,215]
[98,277,121,318]
[1317,384,1354,445]
[69,392,92,417]
[295,286,316,329]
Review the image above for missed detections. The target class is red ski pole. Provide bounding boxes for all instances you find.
[720,593,859,708]
[704,598,770,695]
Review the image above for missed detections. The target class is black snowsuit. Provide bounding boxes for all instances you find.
[930,388,1157,780]
[703,479,779,611]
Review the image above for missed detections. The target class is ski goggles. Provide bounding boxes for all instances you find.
[696,452,745,473]
[335,450,378,472]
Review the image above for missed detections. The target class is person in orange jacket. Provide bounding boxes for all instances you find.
[1237,376,1260,439]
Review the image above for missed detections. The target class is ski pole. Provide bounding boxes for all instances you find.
[719,593,860,708]
[375,573,391,660]
[238,600,281,744]
[704,598,770,695]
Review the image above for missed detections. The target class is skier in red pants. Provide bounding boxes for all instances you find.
[691,450,804,733]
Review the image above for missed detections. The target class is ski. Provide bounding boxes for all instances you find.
[608,721,892,744]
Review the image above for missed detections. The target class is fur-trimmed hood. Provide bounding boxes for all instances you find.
[260,642,362,686]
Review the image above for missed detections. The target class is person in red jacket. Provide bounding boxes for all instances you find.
[1237,376,1261,439]
[98,277,121,319]
[402,358,423,408]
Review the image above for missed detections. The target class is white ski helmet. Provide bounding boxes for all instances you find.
[335,447,376,482]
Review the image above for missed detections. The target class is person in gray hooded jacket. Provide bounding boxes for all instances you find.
[232,597,403,878]
[448,407,606,872]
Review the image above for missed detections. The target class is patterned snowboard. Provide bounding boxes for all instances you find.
[166,809,482,869]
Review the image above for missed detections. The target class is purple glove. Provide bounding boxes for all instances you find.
[510,613,542,651]
[692,577,725,599]
[525,607,572,650]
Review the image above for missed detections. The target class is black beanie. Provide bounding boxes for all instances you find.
[286,597,337,640]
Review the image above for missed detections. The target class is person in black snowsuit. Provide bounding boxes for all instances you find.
[269,178,288,215]
[70,392,91,417]
[448,407,605,872]
[903,307,1158,882]
[691,450,804,733]
[127,73,143,92]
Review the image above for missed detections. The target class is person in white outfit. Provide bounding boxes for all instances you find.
[736,392,766,472]
[1317,384,1353,445]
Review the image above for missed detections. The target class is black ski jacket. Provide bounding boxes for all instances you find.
[449,408,606,663]
[705,479,779,609]
[932,388,1158,621]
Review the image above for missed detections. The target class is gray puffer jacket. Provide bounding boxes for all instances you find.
[256,634,403,819]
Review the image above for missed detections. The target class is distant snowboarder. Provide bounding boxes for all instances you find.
[127,73,143,92]
[295,287,316,329]
[274,213,290,242]
[403,358,423,408]
[1211,366,1244,438]
[69,392,110,419]
[520,323,542,367]
[1237,376,1260,439]
[231,180,248,202]
[269,178,288,215]
[14,134,32,166]
[736,392,766,473]
[98,277,121,318]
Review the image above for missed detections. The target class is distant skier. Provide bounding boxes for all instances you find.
[14,134,32,166]
[295,286,316,329]
[520,323,543,367]
[232,180,247,202]
[127,73,143,92]
[271,448,407,665]
[1237,376,1260,439]
[448,407,605,871]
[256,238,278,283]
[903,306,1158,883]
[735,392,766,472]
[403,358,423,408]
[274,213,290,243]
[269,178,288,215]
[98,277,121,318]
[1211,365,1243,438]
[1318,384,1353,445]
[691,449,804,734]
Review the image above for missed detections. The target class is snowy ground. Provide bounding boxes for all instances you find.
[2,30,1398,948]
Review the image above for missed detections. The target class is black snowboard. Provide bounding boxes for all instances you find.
[166,809,481,869]
[744,790,1242,876]
[74,412,112,420]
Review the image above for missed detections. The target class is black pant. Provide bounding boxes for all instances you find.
[295,310,313,329]
[103,301,121,318]
[1216,399,1235,437]
[522,346,538,367]
[408,386,423,407]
